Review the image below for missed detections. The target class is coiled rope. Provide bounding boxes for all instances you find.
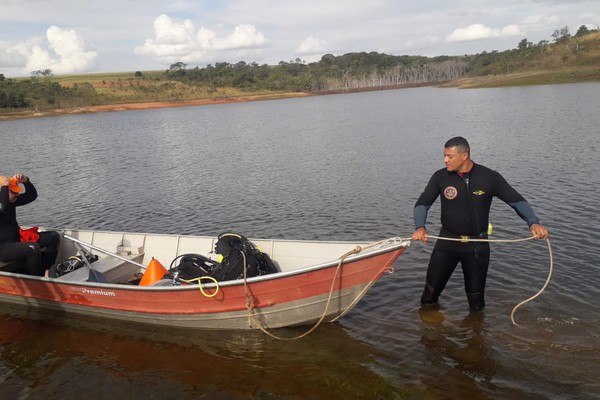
[426,234,553,325]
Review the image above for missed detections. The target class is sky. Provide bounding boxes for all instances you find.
[1,0,598,77]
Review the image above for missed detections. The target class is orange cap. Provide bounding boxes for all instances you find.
[9,178,25,194]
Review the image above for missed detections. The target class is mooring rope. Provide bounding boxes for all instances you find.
[426,234,553,325]
[242,233,550,339]
[244,239,395,340]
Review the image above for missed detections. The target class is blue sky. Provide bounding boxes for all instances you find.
[1,0,598,77]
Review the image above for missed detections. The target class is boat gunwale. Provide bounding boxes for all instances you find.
[0,233,410,291]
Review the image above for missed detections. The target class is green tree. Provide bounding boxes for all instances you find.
[552,26,571,43]
[31,69,54,78]
[517,38,533,50]
[169,62,187,71]
[575,25,590,37]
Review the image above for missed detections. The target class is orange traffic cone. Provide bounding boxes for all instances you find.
[139,258,168,286]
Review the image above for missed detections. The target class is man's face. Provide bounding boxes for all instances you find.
[443,146,468,172]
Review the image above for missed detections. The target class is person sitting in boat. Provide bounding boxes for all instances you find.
[0,174,60,276]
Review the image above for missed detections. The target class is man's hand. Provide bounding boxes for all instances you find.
[0,176,9,186]
[13,174,28,183]
[412,227,428,242]
[530,223,548,239]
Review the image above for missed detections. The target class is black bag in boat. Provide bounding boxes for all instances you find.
[210,232,278,282]
[48,252,99,278]
[167,253,219,281]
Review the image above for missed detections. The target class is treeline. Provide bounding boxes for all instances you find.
[0,52,466,111]
[1,24,598,112]
[164,53,468,93]
[0,74,98,110]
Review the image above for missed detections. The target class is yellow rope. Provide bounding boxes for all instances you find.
[426,234,553,326]
[179,276,220,297]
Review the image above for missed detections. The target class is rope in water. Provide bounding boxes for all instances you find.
[426,234,553,325]
[241,234,550,339]
[243,239,393,340]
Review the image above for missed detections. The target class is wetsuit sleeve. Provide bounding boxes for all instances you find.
[413,173,440,229]
[0,186,8,213]
[14,180,38,206]
[508,201,540,226]
[493,172,540,226]
[414,205,428,229]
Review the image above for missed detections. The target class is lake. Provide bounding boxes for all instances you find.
[0,83,599,399]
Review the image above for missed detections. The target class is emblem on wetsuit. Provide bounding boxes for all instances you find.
[444,186,458,199]
[472,190,485,195]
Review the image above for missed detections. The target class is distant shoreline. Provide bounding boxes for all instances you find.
[0,82,438,121]
[0,92,315,121]
[2,74,598,121]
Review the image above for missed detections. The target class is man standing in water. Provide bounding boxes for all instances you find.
[412,137,548,311]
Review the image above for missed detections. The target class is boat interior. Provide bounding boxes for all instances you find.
[0,229,376,285]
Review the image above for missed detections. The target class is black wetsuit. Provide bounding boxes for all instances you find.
[414,163,539,310]
[0,181,60,276]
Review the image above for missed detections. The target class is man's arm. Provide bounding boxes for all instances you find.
[14,175,38,206]
[412,173,440,242]
[494,172,548,239]
[0,176,9,213]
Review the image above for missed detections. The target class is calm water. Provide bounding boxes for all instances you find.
[1,83,599,399]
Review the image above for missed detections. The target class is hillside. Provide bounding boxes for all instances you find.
[446,31,600,88]
[1,30,599,120]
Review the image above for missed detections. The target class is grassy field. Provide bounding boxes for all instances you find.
[52,70,165,85]
[50,69,283,105]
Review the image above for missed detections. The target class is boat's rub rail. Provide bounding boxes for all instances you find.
[372,237,412,249]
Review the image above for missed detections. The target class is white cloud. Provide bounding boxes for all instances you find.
[405,36,440,50]
[0,40,27,68]
[445,23,524,42]
[296,36,326,55]
[521,14,561,30]
[2,1,598,74]
[134,15,269,65]
[293,36,327,62]
[0,26,97,75]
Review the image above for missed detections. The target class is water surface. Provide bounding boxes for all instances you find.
[1,83,599,399]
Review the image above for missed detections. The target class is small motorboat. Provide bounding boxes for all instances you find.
[0,228,410,330]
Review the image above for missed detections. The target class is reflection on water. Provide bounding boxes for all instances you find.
[0,307,416,399]
[420,311,499,390]
[1,83,600,399]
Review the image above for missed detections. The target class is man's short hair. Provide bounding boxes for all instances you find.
[444,136,470,155]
